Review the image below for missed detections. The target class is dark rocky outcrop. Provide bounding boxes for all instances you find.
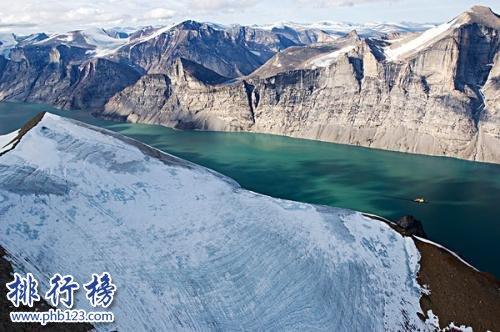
[395,215,427,238]
[0,112,45,157]
[363,213,500,331]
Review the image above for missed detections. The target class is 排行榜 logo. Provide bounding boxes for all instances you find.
[6,272,116,325]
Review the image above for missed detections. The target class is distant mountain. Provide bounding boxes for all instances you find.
[253,21,434,38]
[30,28,129,57]
[0,112,498,331]
[0,6,499,162]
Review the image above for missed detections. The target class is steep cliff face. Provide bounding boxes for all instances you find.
[479,51,500,161]
[117,21,264,78]
[103,6,500,163]
[104,58,254,131]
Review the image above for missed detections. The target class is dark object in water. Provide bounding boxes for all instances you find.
[396,215,427,238]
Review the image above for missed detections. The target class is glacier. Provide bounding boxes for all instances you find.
[0,113,432,331]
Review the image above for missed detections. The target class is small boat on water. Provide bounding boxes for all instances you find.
[413,197,426,204]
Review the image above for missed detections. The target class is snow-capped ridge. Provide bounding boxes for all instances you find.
[28,28,131,59]
[0,18,443,61]
[254,20,432,37]
[384,5,499,62]
[383,18,458,61]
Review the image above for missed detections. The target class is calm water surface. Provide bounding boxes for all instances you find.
[1,102,499,277]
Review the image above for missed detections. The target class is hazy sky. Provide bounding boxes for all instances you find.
[0,0,498,34]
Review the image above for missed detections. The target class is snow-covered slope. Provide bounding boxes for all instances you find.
[0,113,433,331]
[80,28,131,57]
[307,44,357,68]
[384,18,459,61]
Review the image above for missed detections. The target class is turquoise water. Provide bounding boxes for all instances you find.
[1,102,499,277]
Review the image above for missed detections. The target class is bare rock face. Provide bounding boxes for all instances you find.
[119,21,265,78]
[104,58,254,131]
[479,51,500,162]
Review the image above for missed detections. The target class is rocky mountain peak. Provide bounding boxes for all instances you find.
[175,20,211,32]
[345,30,360,40]
[168,57,229,85]
[454,5,500,29]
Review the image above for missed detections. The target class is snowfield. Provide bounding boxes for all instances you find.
[0,114,433,331]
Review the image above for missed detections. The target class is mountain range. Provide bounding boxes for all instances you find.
[0,5,498,163]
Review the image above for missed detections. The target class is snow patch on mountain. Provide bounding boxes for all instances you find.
[0,114,435,331]
[32,28,130,58]
[384,18,458,61]
[80,28,129,57]
[128,24,176,45]
[308,45,356,68]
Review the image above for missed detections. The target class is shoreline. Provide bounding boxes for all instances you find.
[363,213,500,330]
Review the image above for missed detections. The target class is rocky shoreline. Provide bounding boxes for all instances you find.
[363,213,500,331]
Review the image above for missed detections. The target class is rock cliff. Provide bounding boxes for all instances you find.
[104,6,500,163]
